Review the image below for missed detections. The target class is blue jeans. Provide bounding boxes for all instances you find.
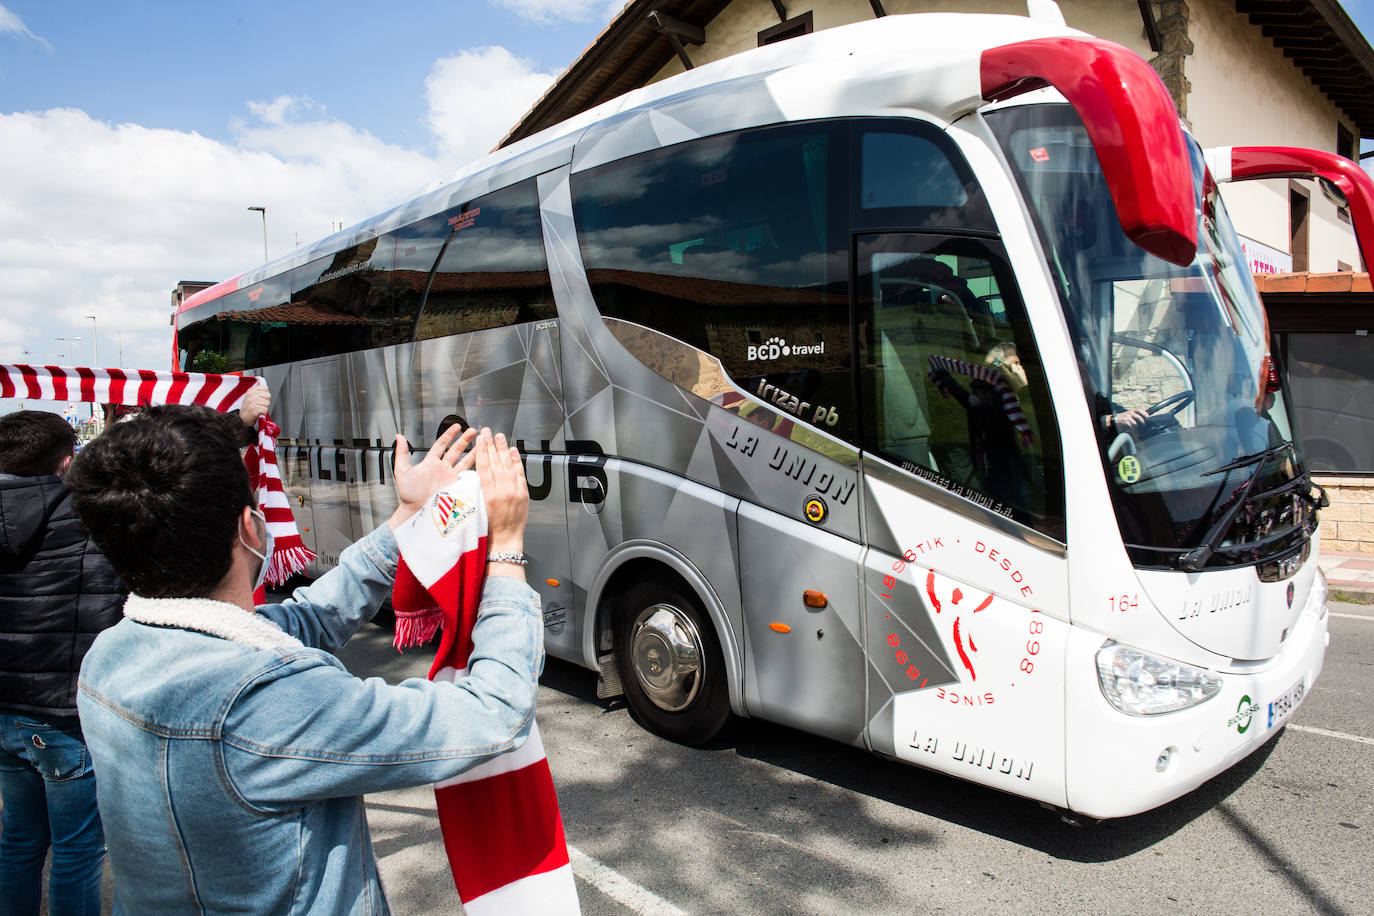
[0,714,104,916]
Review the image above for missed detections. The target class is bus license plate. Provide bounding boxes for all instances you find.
[1268,678,1305,729]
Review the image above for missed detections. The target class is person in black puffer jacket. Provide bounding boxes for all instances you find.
[0,410,126,915]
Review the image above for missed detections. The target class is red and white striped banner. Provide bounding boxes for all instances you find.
[0,364,314,585]
[391,471,578,915]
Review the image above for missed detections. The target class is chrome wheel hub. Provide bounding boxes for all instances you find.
[630,604,703,712]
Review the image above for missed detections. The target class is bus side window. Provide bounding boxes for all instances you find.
[413,178,555,341]
[857,234,1064,539]
[572,122,854,443]
[289,235,400,359]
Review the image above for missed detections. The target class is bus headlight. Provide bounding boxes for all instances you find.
[1096,641,1222,716]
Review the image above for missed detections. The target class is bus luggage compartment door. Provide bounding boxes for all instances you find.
[738,502,864,745]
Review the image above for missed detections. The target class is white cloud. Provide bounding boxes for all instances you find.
[0,105,442,375]
[0,4,51,51]
[424,46,557,164]
[0,42,560,392]
[492,0,623,26]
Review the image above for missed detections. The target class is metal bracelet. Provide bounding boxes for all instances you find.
[486,551,528,566]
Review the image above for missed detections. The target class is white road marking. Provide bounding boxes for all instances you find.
[1287,724,1374,747]
[569,845,688,916]
[1329,612,1374,621]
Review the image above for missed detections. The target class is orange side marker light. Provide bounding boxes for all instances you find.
[803,590,828,608]
[769,623,791,633]
[546,579,560,587]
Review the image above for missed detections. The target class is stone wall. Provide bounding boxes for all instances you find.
[1313,475,1374,552]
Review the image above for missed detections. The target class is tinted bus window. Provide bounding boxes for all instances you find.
[177,302,226,373]
[414,178,554,340]
[289,235,401,361]
[219,273,292,370]
[572,123,852,441]
[857,233,1064,538]
[853,123,995,231]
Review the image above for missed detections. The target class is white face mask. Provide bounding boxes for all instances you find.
[239,508,274,594]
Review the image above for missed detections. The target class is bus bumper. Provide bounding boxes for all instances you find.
[1062,587,1328,820]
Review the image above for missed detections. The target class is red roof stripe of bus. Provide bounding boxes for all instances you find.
[177,273,245,315]
[1230,146,1374,274]
[980,37,1198,267]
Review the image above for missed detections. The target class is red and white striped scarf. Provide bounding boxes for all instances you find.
[391,470,578,914]
[926,354,1034,445]
[0,364,314,585]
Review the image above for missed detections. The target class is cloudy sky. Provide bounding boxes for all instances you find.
[0,0,617,384]
[1,0,1373,399]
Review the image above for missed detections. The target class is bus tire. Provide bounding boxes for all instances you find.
[615,580,730,746]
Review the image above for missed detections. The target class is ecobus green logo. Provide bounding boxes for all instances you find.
[1227,695,1260,734]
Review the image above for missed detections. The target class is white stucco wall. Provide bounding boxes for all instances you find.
[1187,0,1361,270]
[645,0,1361,270]
[650,0,1154,82]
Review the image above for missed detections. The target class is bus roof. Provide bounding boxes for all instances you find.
[177,11,1195,315]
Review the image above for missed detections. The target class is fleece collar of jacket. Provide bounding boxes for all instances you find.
[123,594,303,651]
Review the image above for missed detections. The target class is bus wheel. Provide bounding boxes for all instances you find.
[615,581,729,746]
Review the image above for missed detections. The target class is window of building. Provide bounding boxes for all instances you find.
[1284,332,1374,473]
[413,178,555,341]
[856,233,1064,536]
[1338,123,1355,161]
[758,11,812,46]
[572,121,853,441]
[1290,183,1310,273]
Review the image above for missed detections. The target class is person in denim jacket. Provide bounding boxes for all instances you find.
[66,406,540,915]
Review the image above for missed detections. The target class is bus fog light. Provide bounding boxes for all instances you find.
[1096,641,1222,716]
[1155,747,1174,773]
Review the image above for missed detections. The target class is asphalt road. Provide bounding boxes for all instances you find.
[339,600,1374,916]
[51,600,1370,914]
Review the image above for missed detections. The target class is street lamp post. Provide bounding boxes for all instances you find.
[248,206,268,262]
[56,336,81,365]
[84,315,98,418]
[85,316,99,367]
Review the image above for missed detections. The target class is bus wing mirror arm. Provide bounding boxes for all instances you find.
[1205,145,1374,274]
[980,37,1198,267]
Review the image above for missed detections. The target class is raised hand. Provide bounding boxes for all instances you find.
[239,384,272,427]
[389,424,478,529]
[473,429,529,557]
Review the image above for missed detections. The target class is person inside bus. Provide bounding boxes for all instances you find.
[0,410,127,916]
[65,407,541,914]
[927,342,1033,509]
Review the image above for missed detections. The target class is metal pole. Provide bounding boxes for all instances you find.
[56,337,80,365]
[85,316,98,418]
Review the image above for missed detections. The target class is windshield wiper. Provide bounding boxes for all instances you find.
[1181,441,1296,572]
[1200,441,1294,477]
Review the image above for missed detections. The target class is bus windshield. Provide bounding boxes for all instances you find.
[987,104,1316,569]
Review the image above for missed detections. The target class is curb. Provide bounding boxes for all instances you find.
[1327,584,1374,605]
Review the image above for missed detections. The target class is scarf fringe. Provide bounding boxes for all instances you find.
[265,541,316,588]
[393,606,444,651]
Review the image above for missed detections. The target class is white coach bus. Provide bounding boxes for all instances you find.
[172,11,1367,818]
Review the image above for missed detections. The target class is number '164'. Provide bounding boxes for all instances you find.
[1109,593,1139,613]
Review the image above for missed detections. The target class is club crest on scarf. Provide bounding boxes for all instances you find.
[431,490,475,538]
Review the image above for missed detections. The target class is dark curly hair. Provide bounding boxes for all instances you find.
[0,410,78,477]
[67,405,254,598]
